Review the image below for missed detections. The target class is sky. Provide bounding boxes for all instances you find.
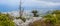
[0,0,60,12]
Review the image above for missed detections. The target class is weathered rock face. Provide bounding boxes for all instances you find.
[25,17,42,26]
[13,17,42,26]
[29,18,54,26]
[13,19,24,26]
[28,18,46,26]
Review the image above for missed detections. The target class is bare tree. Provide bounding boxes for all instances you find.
[19,0,24,18]
[19,0,26,22]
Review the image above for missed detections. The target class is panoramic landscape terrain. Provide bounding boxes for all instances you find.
[0,0,60,26]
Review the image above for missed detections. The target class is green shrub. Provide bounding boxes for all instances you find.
[0,14,15,26]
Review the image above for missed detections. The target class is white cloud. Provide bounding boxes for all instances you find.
[38,0,60,2]
[0,0,20,7]
[22,0,60,7]
[0,0,60,8]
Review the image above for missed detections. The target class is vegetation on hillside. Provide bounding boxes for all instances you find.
[0,13,15,26]
[29,10,60,26]
[0,10,60,26]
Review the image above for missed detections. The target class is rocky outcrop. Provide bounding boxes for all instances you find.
[13,17,42,26]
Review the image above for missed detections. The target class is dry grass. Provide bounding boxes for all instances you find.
[29,18,46,26]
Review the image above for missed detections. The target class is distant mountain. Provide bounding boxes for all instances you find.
[2,11,33,17]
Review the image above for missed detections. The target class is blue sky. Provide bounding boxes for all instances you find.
[0,0,60,12]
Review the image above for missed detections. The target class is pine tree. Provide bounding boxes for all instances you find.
[32,10,39,17]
